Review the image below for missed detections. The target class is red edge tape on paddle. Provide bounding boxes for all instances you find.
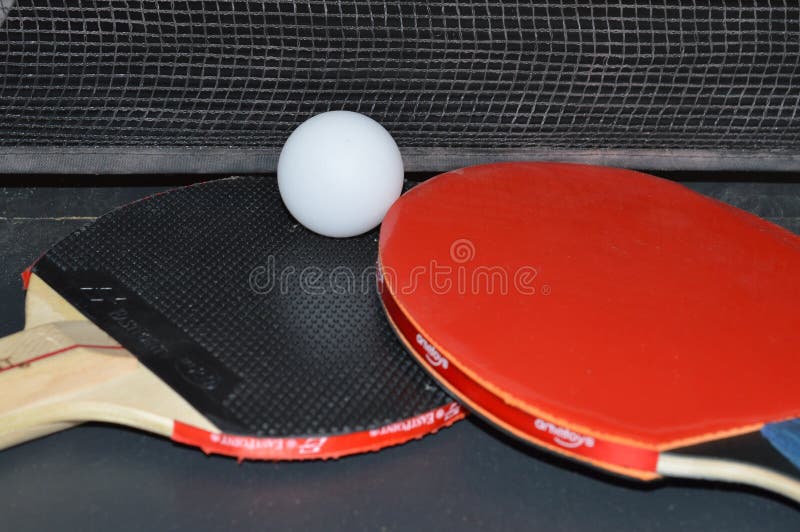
[21,267,32,290]
[172,402,464,461]
[377,272,659,478]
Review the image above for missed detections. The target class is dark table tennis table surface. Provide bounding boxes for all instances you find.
[1,174,799,531]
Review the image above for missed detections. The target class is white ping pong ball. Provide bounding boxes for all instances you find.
[277,111,405,238]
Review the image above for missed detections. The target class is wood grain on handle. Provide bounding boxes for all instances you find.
[1,273,220,450]
[0,320,134,449]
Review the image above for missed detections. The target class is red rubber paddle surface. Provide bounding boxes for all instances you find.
[378,162,800,476]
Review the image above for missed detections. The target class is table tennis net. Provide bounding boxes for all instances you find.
[1,1,799,173]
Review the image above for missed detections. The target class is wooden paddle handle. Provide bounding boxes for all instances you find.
[659,453,800,505]
[0,320,219,451]
[0,321,133,450]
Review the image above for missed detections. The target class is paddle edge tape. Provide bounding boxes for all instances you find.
[172,401,464,461]
[376,268,661,481]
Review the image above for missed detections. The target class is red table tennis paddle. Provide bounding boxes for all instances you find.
[378,162,800,502]
[0,177,463,459]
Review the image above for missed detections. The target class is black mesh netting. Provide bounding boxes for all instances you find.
[33,177,454,437]
[1,1,799,172]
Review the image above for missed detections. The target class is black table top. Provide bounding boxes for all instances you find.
[1,176,799,531]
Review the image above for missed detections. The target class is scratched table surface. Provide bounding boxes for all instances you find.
[1,174,799,532]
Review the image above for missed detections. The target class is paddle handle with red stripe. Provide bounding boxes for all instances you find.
[0,321,133,449]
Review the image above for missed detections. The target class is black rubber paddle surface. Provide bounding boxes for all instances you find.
[34,177,454,437]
